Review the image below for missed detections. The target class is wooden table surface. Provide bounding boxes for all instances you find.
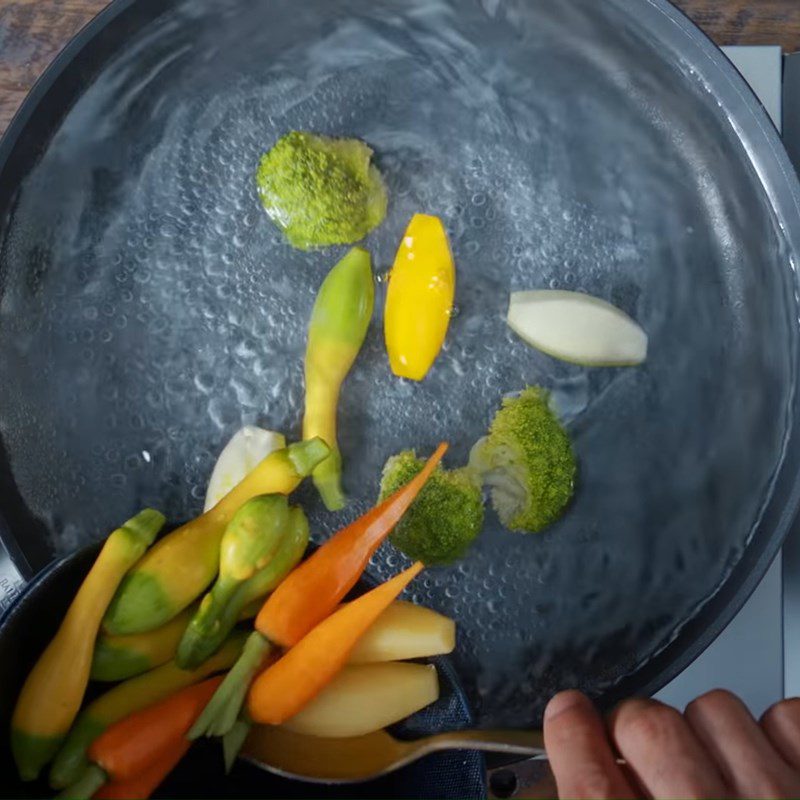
[1,0,800,137]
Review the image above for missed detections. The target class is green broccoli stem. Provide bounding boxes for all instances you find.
[56,764,106,800]
[188,632,272,740]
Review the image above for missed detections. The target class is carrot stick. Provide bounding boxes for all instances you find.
[256,443,447,646]
[88,676,221,782]
[92,737,189,800]
[247,562,424,725]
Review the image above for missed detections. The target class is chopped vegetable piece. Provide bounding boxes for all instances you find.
[88,677,221,782]
[50,633,245,789]
[303,246,374,510]
[90,605,196,682]
[384,214,455,381]
[507,289,648,366]
[380,450,484,565]
[247,562,424,725]
[347,600,455,663]
[92,736,189,800]
[205,426,286,511]
[470,387,576,533]
[281,662,439,738]
[255,131,387,250]
[257,443,447,647]
[193,447,445,737]
[177,507,309,669]
[103,439,328,635]
[11,509,164,782]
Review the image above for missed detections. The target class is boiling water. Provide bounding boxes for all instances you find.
[0,0,796,724]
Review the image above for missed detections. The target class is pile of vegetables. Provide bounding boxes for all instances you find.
[7,124,654,799]
[10,435,456,799]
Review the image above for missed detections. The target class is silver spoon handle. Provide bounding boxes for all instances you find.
[420,728,546,759]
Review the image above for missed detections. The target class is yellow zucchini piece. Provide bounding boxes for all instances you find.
[90,605,196,682]
[11,509,164,780]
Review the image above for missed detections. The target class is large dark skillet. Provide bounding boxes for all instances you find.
[1,0,800,789]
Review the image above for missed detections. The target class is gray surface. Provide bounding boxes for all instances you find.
[656,46,785,718]
[781,51,800,702]
[1,0,799,727]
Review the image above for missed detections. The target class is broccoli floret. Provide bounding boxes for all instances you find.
[255,131,387,250]
[470,386,576,533]
[380,450,485,566]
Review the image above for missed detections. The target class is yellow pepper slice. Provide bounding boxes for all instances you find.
[384,214,455,381]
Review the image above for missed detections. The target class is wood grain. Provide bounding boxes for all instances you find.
[0,0,107,135]
[0,0,799,137]
[673,0,800,49]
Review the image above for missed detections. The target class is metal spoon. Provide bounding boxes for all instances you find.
[242,725,546,784]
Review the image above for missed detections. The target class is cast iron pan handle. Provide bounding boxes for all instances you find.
[0,512,31,618]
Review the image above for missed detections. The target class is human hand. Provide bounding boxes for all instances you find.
[543,689,800,798]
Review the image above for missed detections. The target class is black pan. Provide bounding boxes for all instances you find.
[1,0,800,762]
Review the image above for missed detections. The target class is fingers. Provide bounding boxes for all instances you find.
[544,690,636,800]
[685,689,800,798]
[544,690,800,800]
[761,698,800,772]
[610,698,727,799]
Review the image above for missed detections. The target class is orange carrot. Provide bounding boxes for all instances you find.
[247,562,424,725]
[257,443,447,646]
[92,737,189,800]
[88,676,221,782]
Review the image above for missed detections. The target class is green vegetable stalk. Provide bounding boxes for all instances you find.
[48,633,246,790]
[189,632,273,740]
[90,604,197,682]
[470,386,576,532]
[176,502,309,670]
[102,438,328,635]
[222,717,252,773]
[303,247,374,510]
[380,451,485,565]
